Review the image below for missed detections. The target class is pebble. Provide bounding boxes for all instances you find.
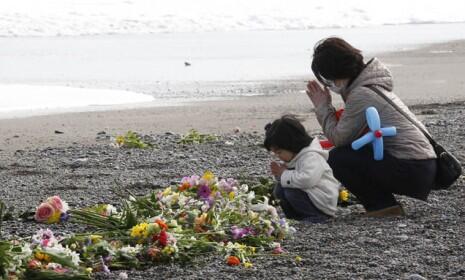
[397,234,409,241]
[406,274,427,280]
[1,101,464,280]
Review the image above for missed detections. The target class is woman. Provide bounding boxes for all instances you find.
[306,37,437,217]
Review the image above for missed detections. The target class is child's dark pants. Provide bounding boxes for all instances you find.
[273,183,330,223]
[328,146,436,211]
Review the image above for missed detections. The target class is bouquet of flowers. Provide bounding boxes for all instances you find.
[0,229,89,280]
[35,196,69,224]
[69,171,295,269]
[3,172,295,278]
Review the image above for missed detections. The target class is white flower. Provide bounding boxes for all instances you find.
[105,204,117,216]
[119,244,143,255]
[201,203,210,212]
[247,191,256,204]
[61,200,70,212]
[239,184,249,193]
[119,272,129,279]
[249,197,279,218]
[46,262,62,270]
[44,245,81,267]
[178,195,188,207]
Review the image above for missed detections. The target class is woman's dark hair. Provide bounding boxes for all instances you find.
[311,37,365,86]
[264,115,313,154]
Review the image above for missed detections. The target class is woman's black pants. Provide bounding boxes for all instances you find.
[328,146,437,211]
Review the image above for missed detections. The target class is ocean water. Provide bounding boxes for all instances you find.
[1,0,465,36]
[1,0,465,117]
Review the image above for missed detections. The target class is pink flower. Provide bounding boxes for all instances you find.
[35,202,55,223]
[47,196,68,212]
[27,259,42,269]
[273,246,285,254]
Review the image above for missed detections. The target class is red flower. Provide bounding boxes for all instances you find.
[153,230,168,247]
[226,256,241,266]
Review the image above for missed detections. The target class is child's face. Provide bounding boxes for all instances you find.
[270,148,295,162]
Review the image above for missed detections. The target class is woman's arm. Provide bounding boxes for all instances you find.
[307,81,372,147]
[315,92,369,147]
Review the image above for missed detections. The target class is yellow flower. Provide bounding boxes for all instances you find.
[202,170,215,181]
[162,245,176,255]
[115,135,125,146]
[130,223,150,238]
[295,256,302,263]
[244,262,253,268]
[90,235,103,244]
[85,267,93,274]
[228,191,235,201]
[35,251,51,262]
[162,187,172,196]
[339,189,349,202]
[46,210,61,224]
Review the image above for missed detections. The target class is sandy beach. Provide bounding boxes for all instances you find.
[0,35,464,279]
[1,39,465,153]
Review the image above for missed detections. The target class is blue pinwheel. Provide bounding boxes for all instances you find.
[351,106,396,160]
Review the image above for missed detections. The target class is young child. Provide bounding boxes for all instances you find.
[264,115,340,222]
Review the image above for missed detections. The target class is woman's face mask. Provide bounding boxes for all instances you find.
[327,80,346,94]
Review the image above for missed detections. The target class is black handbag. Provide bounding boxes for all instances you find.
[366,85,462,190]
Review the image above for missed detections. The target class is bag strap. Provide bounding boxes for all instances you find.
[364,85,437,147]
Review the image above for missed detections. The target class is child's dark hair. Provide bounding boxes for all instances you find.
[311,37,365,86]
[264,115,313,154]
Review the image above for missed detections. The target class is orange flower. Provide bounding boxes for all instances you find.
[194,213,208,233]
[155,219,168,231]
[226,256,241,266]
[178,182,190,192]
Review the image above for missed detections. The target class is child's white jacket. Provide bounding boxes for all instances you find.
[280,138,340,216]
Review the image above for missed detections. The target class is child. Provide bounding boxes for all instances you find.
[264,115,340,222]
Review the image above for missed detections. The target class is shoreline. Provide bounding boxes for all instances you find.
[1,39,465,153]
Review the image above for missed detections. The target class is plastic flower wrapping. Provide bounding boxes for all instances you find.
[1,172,295,279]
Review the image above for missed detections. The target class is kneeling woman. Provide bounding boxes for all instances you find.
[306,37,437,217]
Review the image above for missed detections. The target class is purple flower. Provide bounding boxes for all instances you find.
[218,178,238,192]
[100,256,111,274]
[197,185,211,199]
[60,212,69,222]
[231,226,251,240]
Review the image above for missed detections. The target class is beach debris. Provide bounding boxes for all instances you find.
[54,130,64,134]
[233,127,241,133]
[114,131,153,149]
[178,129,217,145]
[184,61,191,66]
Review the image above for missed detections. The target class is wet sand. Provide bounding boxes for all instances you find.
[1,40,464,153]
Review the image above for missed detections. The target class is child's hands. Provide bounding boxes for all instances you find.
[270,161,287,177]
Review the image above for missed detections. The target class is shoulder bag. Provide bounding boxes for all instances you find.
[366,85,462,190]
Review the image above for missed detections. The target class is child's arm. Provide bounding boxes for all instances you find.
[279,153,325,190]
